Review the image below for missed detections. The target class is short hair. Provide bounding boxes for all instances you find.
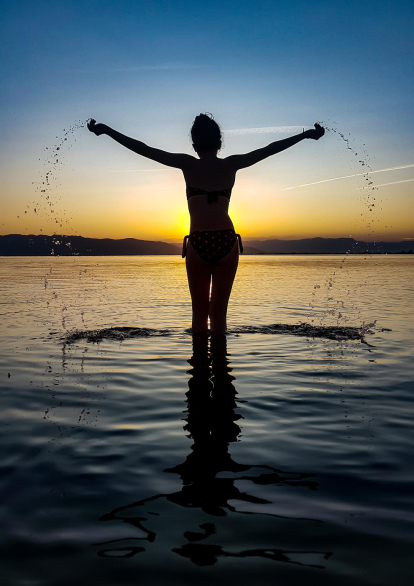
[190,113,222,154]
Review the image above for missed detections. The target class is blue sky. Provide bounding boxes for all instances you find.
[1,0,413,241]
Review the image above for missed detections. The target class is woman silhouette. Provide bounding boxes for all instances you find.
[88,115,324,334]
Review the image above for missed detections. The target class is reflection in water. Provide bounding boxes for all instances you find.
[95,335,333,567]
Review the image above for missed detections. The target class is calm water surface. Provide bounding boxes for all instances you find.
[1,255,413,585]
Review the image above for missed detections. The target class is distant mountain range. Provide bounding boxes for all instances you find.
[0,234,180,256]
[246,237,414,254]
[0,234,413,256]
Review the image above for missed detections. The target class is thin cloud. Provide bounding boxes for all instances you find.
[282,164,414,191]
[114,63,208,72]
[357,178,414,189]
[73,63,207,73]
[225,126,306,136]
[109,169,176,173]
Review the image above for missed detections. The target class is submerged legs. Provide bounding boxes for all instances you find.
[186,241,239,334]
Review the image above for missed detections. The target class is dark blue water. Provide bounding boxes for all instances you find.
[1,255,413,585]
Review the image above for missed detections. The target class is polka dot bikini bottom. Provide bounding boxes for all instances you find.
[182,229,243,264]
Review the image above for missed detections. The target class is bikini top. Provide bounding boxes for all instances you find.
[186,184,232,205]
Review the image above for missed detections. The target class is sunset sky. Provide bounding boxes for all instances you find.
[1,0,413,242]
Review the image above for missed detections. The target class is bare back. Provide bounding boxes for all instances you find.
[182,156,237,232]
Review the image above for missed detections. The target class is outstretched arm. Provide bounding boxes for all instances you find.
[87,119,194,169]
[226,123,325,170]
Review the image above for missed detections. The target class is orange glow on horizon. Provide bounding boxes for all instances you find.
[2,165,413,243]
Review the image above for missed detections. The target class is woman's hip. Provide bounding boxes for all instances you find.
[182,228,243,264]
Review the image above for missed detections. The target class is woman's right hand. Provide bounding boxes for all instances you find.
[87,119,107,136]
[305,123,325,140]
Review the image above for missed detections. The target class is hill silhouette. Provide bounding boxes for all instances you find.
[0,234,181,256]
[0,234,412,256]
[246,237,413,254]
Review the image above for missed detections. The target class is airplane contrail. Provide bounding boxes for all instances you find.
[357,178,414,189]
[225,126,306,135]
[282,164,414,191]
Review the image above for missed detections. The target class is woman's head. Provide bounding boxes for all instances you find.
[190,113,222,155]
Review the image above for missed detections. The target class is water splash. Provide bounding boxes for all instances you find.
[63,326,172,344]
[28,120,94,331]
[319,121,381,245]
[61,322,388,345]
[30,119,87,246]
[306,121,385,329]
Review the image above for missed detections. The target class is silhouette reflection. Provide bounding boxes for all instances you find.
[94,334,332,567]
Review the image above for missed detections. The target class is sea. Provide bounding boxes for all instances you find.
[1,254,413,585]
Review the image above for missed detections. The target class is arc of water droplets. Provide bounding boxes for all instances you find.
[29,119,97,335]
[30,119,87,249]
[307,121,383,329]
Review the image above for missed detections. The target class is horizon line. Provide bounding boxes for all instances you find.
[1,233,412,244]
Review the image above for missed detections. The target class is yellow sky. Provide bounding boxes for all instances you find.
[2,166,413,243]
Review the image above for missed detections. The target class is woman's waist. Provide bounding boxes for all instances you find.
[189,215,234,233]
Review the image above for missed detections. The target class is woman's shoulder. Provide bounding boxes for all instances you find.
[179,154,199,169]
